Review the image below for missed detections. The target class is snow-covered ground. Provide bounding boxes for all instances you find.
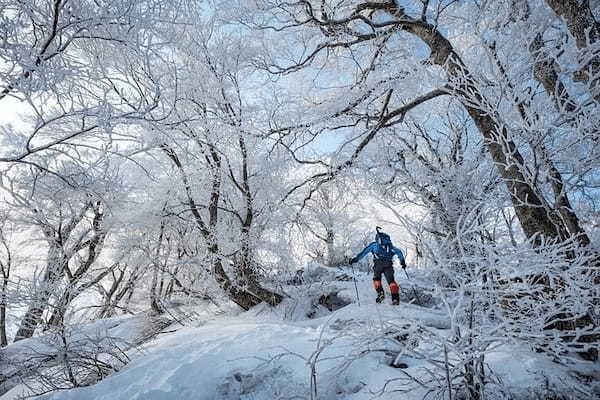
[3,267,599,400]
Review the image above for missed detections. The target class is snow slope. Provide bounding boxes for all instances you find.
[3,268,599,400]
[30,306,447,400]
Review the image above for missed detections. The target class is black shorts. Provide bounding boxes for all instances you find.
[373,259,395,284]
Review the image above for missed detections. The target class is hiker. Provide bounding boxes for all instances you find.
[349,227,406,305]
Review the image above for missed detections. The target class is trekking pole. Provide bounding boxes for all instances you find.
[349,262,361,307]
[403,269,423,305]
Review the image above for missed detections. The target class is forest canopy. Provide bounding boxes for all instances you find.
[0,0,599,398]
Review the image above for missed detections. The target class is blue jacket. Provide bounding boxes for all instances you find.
[355,242,405,263]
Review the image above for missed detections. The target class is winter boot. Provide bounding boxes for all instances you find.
[391,293,400,305]
[376,290,385,303]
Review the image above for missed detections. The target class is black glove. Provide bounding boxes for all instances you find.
[349,257,358,265]
[401,261,407,269]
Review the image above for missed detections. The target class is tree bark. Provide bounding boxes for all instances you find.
[149,217,167,315]
[0,280,7,347]
[0,236,10,347]
[544,0,600,86]
[98,266,137,318]
[525,35,590,246]
[14,244,65,341]
[530,34,579,113]
[325,229,335,267]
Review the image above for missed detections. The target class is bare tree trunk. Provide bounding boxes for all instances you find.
[538,146,589,246]
[325,229,335,267]
[14,244,65,341]
[500,35,591,246]
[530,34,579,113]
[14,280,61,340]
[544,0,600,87]
[98,266,138,318]
[501,209,518,247]
[0,279,8,347]
[211,251,261,310]
[45,289,74,329]
[149,218,167,315]
[149,265,162,314]
[0,230,11,347]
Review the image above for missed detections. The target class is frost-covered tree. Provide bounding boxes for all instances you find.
[293,181,361,267]
[231,0,600,249]
[0,0,188,177]
[135,17,291,310]
[229,0,600,360]
[0,160,124,341]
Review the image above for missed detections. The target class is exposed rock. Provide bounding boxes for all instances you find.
[318,291,352,312]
